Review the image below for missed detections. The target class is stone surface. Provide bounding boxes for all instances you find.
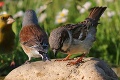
[5,57,118,80]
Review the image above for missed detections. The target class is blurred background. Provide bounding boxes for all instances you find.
[0,0,120,79]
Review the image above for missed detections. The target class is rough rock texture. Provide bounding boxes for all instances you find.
[5,57,118,80]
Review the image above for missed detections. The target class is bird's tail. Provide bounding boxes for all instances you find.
[83,7,107,43]
[76,7,107,40]
[87,7,107,24]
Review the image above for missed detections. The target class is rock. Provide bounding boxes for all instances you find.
[5,57,118,80]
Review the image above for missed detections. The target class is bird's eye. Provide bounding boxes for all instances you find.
[9,15,13,18]
[1,17,5,20]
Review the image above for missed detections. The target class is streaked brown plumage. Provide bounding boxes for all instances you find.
[19,10,49,63]
[49,7,107,65]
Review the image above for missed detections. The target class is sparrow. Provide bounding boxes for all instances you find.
[49,7,107,65]
[19,10,49,63]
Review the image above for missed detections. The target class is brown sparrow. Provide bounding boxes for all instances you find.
[49,7,107,65]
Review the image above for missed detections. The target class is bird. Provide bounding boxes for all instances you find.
[49,7,107,65]
[19,10,50,63]
[0,14,15,53]
[0,14,15,66]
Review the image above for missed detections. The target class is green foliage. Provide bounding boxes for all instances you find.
[0,0,120,76]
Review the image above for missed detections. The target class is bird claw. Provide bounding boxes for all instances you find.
[67,59,84,66]
[42,53,51,61]
[24,60,31,64]
[43,58,51,62]
[67,61,78,66]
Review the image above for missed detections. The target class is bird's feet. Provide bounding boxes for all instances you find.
[67,54,86,66]
[42,53,51,61]
[55,54,73,61]
[67,57,84,66]
[24,60,31,64]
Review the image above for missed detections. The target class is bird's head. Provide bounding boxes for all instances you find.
[49,40,60,57]
[22,9,38,27]
[0,14,15,29]
[49,27,68,57]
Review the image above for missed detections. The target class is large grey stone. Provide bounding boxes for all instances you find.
[5,57,118,80]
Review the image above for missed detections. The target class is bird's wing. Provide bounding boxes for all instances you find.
[60,23,86,41]
[64,7,107,41]
[19,24,48,53]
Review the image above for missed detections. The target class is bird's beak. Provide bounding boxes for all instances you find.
[53,49,58,57]
[7,17,15,24]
